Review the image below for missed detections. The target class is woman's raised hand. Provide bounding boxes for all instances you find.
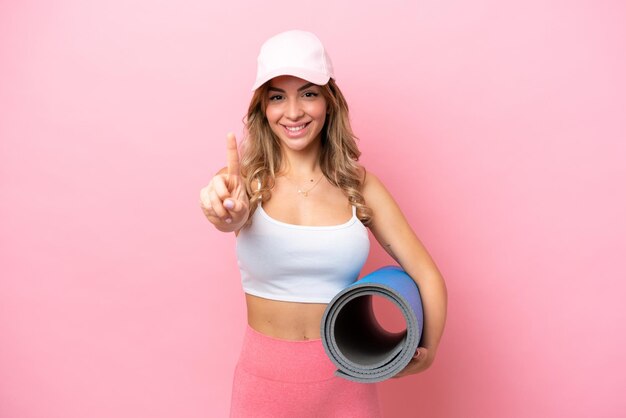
[200,133,250,232]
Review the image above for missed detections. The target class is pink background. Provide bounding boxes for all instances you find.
[1,0,625,417]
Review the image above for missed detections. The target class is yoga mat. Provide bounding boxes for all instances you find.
[321,265,424,383]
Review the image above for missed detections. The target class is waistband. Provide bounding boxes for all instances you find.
[236,325,336,383]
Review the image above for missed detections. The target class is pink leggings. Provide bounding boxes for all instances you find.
[230,325,381,417]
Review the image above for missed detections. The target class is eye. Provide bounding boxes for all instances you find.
[303,92,318,98]
[268,94,283,101]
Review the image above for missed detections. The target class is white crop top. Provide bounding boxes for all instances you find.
[236,202,370,303]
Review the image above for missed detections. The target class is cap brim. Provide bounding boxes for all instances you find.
[251,67,332,91]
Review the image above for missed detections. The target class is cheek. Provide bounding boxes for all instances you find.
[264,109,283,136]
[310,103,328,121]
[265,106,278,123]
[318,106,328,126]
[318,113,327,128]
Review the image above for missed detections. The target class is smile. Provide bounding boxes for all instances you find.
[282,122,310,137]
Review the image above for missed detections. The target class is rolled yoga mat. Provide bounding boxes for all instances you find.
[320,265,424,383]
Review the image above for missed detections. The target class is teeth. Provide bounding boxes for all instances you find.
[285,124,306,131]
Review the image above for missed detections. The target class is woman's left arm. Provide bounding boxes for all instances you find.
[361,170,448,377]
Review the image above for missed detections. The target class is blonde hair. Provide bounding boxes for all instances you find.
[240,79,372,227]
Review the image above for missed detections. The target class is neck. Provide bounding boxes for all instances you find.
[279,143,322,179]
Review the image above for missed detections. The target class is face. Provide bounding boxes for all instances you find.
[265,75,328,154]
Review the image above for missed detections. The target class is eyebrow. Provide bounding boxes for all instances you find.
[267,82,316,93]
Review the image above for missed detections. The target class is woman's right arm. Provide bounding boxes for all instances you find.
[199,133,250,233]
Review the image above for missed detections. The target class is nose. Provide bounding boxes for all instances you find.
[285,98,304,120]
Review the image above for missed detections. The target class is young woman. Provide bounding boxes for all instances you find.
[200,30,447,417]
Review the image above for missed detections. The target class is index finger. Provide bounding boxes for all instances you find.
[226,132,240,180]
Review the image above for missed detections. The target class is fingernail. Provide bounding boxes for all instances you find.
[224,200,234,209]
[225,218,232,224]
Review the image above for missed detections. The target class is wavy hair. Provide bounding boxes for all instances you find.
[239,78,372,228]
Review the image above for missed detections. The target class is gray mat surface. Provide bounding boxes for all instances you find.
[321,266,424,383]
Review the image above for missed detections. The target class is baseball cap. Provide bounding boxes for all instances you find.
[251,30,335,91]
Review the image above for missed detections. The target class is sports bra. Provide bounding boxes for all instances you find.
[235,199,370,304]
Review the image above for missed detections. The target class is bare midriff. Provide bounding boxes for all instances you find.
[245,293,328,341]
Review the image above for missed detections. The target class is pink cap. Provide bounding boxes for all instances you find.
[251,30,335,91]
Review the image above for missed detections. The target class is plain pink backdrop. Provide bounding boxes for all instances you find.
[1,0,625,417]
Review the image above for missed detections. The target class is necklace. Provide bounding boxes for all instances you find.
[285,173,324,197]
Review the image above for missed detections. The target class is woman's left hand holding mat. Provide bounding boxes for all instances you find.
[200,133,250,232]
[392,347,432,378]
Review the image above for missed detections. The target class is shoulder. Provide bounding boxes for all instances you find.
[358,166,408,233]
[359,166,391,203]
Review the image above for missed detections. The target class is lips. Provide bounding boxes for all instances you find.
[281,122,310,137]
[285,124,307,131]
